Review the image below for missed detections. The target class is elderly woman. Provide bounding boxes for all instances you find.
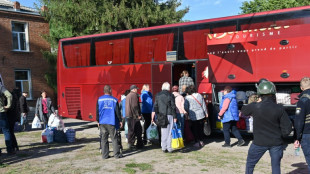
[184,85,208,147]
[35,90,55,129]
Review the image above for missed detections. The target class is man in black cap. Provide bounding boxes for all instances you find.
[125,85,143,149]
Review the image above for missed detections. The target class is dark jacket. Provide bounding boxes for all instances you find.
[35,97,55,121]
[241,96,292,147]
[19,95,28,113]
[154,90,177,119]
[125,92,141,119]
[295,89,310,141]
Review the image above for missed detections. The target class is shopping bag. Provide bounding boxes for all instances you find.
[184,120,194,143]
[203,118,211,136]
[48,113,56,127]
[32,116,42,129]
[146,123,159,141]
[216,121,223,129]
[237,118,246,130]
[171,123,184,149]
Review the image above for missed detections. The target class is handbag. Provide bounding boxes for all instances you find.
[32,116,42,129]
[171,123,184,149]
[155,112,169,128]
[203,118,211,136]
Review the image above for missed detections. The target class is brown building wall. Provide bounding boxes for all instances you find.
[0,10,54,107]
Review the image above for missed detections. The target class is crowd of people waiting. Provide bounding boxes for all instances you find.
[96,73,310,174]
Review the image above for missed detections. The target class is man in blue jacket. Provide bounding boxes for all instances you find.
[96,85,123,159]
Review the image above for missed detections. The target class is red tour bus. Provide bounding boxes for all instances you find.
[57,6,310,131]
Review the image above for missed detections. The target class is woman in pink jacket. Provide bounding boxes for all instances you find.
[172,85,187,137]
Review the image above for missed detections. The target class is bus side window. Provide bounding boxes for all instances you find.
[133,33,174,63]
[63,43,91,67]
[95,38,130,65]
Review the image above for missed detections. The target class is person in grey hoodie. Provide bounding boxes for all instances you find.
[184,85,208,148]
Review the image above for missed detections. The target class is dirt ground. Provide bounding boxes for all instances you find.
[0,118,308,174]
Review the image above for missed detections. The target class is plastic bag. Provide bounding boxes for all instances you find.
[48,113,65,130]
[32,116,42,129]
[48,113,56,127]
[146,123,159,141]
[171,123,184,149]
[42,128,53,143]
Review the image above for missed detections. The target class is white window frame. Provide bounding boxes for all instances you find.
[15,69,32,100]
[11,21,29,52]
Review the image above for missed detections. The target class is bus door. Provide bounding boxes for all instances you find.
[151,63,172,96]
[172,61,196,88]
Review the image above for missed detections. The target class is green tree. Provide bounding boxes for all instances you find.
[38,0,188,93]
[240,0,310,14]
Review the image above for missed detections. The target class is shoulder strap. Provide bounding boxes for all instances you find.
[191,95,202,107]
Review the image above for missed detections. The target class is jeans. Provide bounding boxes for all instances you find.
[0,112,13,153]
[177,113,185,138]
[301,134,310,173]
[246,143,283,174]
[20,113,28,130]
[142,113,151,142]
[223,120,243,144]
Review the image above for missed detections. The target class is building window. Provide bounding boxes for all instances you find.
[15,70,32,99]
[12,21,29,51]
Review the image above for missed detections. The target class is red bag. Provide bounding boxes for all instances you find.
[236,118,246,130]
[290,93,299,105]
[184,120,194,143]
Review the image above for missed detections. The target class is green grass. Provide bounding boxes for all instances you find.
[201,168,209,172]
[0,163,8,168]
[123,162,153,174]
[123,168,136,174]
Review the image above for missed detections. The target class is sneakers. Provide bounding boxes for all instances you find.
[222,143,231,148]
[115,154,123,159]
[200,141,204,147]
[193,142,200,148]
[237,139,245,147]
[162,149,168,153]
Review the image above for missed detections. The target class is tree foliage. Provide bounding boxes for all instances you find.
[37,0,188,93]
[39,0,189,48]
[240,0,310,14]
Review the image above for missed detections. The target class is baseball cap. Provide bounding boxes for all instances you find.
[130,85,139,90]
